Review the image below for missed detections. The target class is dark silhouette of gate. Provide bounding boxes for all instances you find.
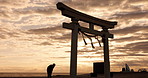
[56,2,117,78]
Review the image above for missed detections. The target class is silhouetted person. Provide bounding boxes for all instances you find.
[47,63,56,78]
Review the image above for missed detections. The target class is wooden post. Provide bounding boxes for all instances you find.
[89,23,94,30]
[70,19,79,78]
[103,28,110,78]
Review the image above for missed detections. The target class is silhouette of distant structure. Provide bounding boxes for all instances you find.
[91,62,113,78]
[138,68,147,72]
[122,68,126,72]
[93,62,104,74]
[125,64,130,72]
[47,63,56,78]
[91,62,104,77]
[121,64,134,72]
[90,63,148,78]
[131,69,134,72]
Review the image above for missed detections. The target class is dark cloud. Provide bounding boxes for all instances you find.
[62,0,125,11]
[0,0,13,5]
[111,36,147,42]
[27,26,63,34]
[111,53,148,57]
[113,36,139,42]
[126,41,148,53]
[116,41,148,53]
[29,0,50,5]
[37,42,52,46]
[0,0,26,5]
[26,26,72,42]
[0,4,59,20]
[54,33,71,40]
[61,0,147,14]
[13,6,58,15]
[113,11,148,20]
[35,7,58,15]
[111,60,148,68]
[78,55,102,59]
[65,46,104,56]
[50,56,68,59]
[110,26,148,35]
[0,10,10,18]
[0,34,6,39]
[127,0,148,3]
[78,47,103,53]
[0,6,12,18]
[53,29,94,42]
[0,28,20,39]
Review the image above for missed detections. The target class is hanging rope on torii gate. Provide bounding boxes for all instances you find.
[79,30,102,48]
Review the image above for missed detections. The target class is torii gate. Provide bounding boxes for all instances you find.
[56,2,117,78]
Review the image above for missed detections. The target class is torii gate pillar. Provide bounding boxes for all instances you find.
[70,19,79,78]
[103,28,110,78]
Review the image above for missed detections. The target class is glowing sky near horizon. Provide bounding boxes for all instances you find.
[0,0,148,74]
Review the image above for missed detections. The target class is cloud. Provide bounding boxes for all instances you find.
[0,28,21,39]
[127,0,148,4]
[0,10,10,18]
[126,41,148,53]
[54,33,71,40]
[110,26,148,35]
[115,41,148,54]
[111,59,148,68]
[0,0,18,5]
[111,35,148,42]
[61,0,147,15]
[113,11,148,20]
[111,53,148,57]
[0,6,13,18]
[0,0,59,20]
[0,34,6,39]
[14,6,58,15]
[25,26,72,43]
[62,0,125,10]
[27,26,63,34]
[37,42,52,45]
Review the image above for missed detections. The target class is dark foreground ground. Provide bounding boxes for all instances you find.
[0,72,148,78]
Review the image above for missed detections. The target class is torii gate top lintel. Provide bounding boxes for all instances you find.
[56,2,117,29]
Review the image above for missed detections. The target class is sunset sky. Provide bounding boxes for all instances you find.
[0,0,148,74]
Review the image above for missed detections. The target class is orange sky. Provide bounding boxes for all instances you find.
[0,0,148,74]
